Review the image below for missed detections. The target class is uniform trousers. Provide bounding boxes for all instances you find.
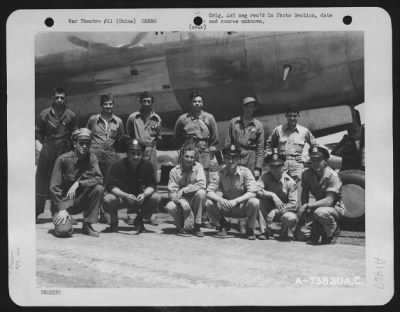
[165,189,206,231]
[313,206,342,237]
[205,198,259,229]
[51,184,104,224]
[259,198,298,237]
[103,192,161,226]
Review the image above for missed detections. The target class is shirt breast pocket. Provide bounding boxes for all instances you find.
[109,124,118,137]
[294,139,305,146]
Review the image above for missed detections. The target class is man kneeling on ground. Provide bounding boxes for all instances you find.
[165,144,206,237]
[298,145,346,244]
[50,128,104,237]
[103,139,160,233]
[205,144,260,240]
[257,150,298,241]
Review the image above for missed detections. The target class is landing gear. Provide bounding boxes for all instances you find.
[339,170,365,231]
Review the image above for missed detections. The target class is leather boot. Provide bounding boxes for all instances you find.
[82,222,99,237]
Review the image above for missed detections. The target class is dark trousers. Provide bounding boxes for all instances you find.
[36,142,70,217]
[51,184,104,224]
[103,192,161,225]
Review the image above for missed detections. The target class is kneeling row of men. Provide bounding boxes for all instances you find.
[51,128,345,245]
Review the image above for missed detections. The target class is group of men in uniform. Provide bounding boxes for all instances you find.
[36,88,346,244]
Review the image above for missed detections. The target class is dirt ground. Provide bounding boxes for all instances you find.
[36,203,365,288]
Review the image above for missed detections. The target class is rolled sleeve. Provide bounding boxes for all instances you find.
[326,174,342,194]
[168,167,180,199]
[207,172,221,193]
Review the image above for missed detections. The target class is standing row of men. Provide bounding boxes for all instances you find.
[36,87,345,244]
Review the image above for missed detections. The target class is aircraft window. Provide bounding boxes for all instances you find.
[282,64,292,81]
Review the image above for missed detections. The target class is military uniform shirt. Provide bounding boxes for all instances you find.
[207,165,257,200]
[168,162,206,200]
[225,116,265,169]
[174,111,218,148]
[36,106,77,143]
[259,171,298,212]
[301,166,346,215]
[86,114,124,148]
[126,110,162,146]
[266,124,316,157]
[49,151,103,205]
[106,158,156,196]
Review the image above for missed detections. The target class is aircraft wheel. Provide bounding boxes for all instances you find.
[339,170,365,230]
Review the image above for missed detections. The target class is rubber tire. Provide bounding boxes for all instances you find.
[339,169,365,230]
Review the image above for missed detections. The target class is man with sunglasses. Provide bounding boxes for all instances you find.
[36,87,78,220]
[49,128,104,237]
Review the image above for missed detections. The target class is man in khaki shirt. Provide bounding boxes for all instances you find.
[266,104,316,206]
[165,144,207,237]
[257,151,298,241]
[298,145,346,245]
[205,144,260,240]
[126,91,162,176]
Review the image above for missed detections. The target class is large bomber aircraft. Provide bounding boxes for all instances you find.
[35,31,365,228]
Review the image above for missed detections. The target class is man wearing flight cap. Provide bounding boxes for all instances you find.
[49,128,105,237]
[103,139,161,233]
[257,149,298,241]
[225,96,265,234]
[205,144,260,240]
[86,93,124,180]
[36,87,78,220]
[298,145,346,244]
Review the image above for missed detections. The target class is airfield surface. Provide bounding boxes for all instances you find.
[37,203,365,288]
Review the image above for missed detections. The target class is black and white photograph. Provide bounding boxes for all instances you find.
[7,8,393,306]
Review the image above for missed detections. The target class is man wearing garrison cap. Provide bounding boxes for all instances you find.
[49,128,104,237]
[298,145,346,244]
[126,91,162,176]
[86,93,124,181]
[225,96,265,234]
[103,139,161,233]
[257,149,298,241]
